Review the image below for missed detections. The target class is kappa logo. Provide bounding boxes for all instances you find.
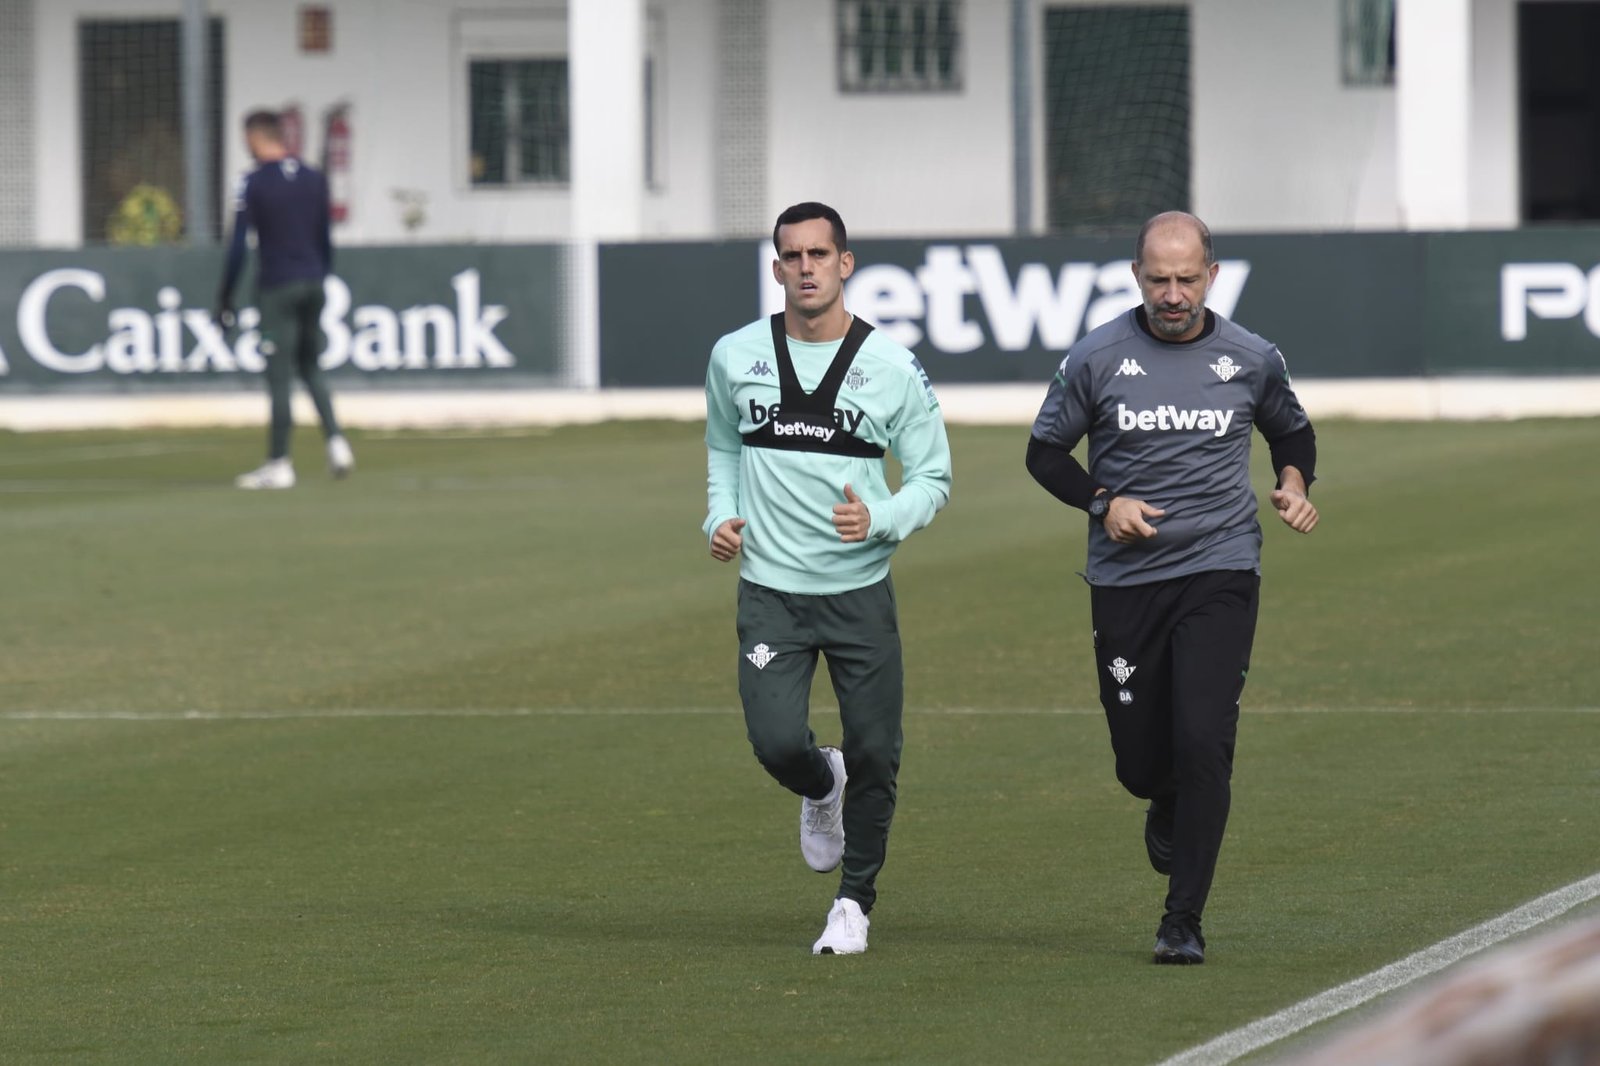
[1108,656,1137,685]
[1115,358,1146,377]
[746,643,776,670]
[1210,355,1240,381]
[746,360,774,377]
[845,365,870,390]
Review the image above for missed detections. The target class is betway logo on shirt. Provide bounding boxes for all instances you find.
[747,400,865,437]
[759,243,1250,354]
[1117,403,1236,437]
[773,421,835,442]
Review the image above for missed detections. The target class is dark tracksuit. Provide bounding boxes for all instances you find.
[1028,307,1316,929]
[218,157,342,460]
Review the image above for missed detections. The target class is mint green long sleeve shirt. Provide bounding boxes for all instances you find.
[703,317,952,595]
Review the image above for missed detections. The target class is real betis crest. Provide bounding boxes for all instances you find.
[1210,355,1240,381]
[845,365,870,390]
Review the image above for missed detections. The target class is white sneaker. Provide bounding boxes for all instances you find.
[327,435,354,479]
[234,458,295,490]
[812,897,869,955]
[800,746,846,872]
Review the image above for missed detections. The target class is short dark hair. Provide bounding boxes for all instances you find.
[773,202,848,254]
[243,110,283,140]
[1135,212,1215,267]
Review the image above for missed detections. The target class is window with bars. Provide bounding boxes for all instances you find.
[838,0,961,93]
[78,17,225,242]
[1341,0,1394,87]
[468,58,569,185]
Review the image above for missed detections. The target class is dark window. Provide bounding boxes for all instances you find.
[78,18,225,243]
[1519,1,1600,221]
[1342,0,1395,87]
[838,1,961,93]
[469,58,569,185]
[1044,6,1191,232]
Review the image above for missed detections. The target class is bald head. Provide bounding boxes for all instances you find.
[1135,211,1215,268]
[1130,211,1219,342]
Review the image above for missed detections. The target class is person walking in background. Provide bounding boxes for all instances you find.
[216,109,353,490]
[703,202,952,955]
[1025,211,1320,965]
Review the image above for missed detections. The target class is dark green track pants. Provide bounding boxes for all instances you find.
[736,576,904,914]
[257,279,341,460]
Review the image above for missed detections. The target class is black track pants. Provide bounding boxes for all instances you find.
[736,577,904,914]
[1089,569,1260,922]
[258,279,341,460]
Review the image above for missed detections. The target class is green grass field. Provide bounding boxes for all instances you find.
[1,419,1596,1064]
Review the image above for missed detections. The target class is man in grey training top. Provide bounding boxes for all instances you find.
[1025,211,1319,964]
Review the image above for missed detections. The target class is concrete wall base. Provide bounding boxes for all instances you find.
[3,377,1599,433]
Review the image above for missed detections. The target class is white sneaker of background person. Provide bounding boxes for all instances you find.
[234,457,295,490]
[326,434,354,479]
[812,897,869,955]
[801,746,847,872]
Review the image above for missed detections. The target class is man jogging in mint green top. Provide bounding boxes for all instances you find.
[704,202,951,955]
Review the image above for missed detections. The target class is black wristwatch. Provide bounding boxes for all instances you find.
[1087,494,1111,522]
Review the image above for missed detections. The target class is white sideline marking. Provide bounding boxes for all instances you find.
[0,706,1090,721]
[0,441,207,467]
[6,378,1600,431]
[0,707,739,721]
[361,427,556,440]
[0,480,224,494]
[0,705,1597,722]
[1155,872,1600,1066]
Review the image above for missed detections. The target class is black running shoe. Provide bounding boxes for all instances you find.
[1144,797,1175,875]
[1153,914,1206,965]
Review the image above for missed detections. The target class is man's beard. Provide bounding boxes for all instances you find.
[1147,301,1203,338]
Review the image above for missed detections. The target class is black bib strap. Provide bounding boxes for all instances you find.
[742,314,884,458]
[743,417,886,458]
[769,313,875,412]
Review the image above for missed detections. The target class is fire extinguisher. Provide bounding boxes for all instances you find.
[322,103,351,224]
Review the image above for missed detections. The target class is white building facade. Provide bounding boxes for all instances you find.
[0,0,1548,248]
